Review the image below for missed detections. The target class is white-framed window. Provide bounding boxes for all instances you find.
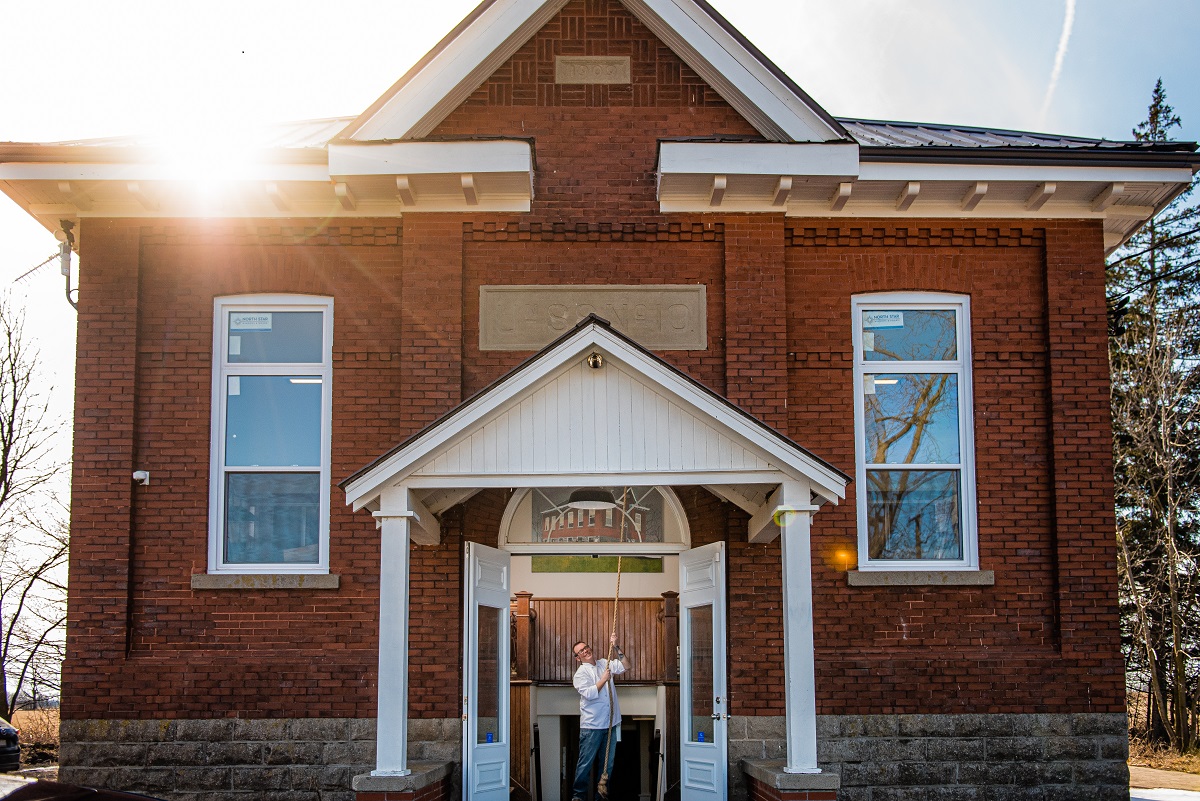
[208,295,333,573]
[852,293,978,570]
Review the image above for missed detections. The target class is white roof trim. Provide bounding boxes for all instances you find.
[342,0,845,143]
[658,142,859,177]
[328,141,532,177]
[622,0,841,142]
[348,0,571,141]
[342,321,848,511]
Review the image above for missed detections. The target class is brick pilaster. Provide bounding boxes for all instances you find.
[1043,221,1122,671]
[724,215,788,433]
[63,219,141,711]
[401,216,465,436]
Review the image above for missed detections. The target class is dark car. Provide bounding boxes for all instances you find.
[0,720,17,772]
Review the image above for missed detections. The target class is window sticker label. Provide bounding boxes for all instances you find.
[863,375,876,395]
[228,376,240,396]
[863,331,875,351]
[863,311,904,329]
[231,312,272,332]
[228,336,241,356]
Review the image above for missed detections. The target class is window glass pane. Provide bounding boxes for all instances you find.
[224,473,320,564]
[864,374,960,465]
[226,376,322,467]
[866,470,962,560]
[476,605,503,744]
[862,309,957,362]
[687,605,715,744]
[228,311,323,363]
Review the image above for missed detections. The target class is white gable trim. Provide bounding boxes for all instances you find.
[342,322,848,512]
[348,0,571,141]
[623,0,842,142]
[341,0,846,143]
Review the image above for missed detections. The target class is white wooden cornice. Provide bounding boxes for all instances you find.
[0,140,535,231]
[655,145,1194,254]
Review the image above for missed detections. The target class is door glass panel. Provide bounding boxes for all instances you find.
[476,605,502,744]
[688,605,714,743]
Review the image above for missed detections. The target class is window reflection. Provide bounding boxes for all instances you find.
[867,470,962,560]
[477,606,502,744]
[224,473,321,564]
[862,309,957,362]
[225,376,322,467]
[864,374,959,465]
[688,605,714,743]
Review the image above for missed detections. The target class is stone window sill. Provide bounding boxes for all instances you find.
[191,574,340,590]
[846,569,994,587]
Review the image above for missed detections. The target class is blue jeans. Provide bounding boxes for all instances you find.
[572,725,618,800]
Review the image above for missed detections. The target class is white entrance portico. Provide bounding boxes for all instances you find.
[342,316,849,796]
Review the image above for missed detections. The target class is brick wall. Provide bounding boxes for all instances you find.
[63,0,1121,737]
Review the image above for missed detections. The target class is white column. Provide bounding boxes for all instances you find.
[372,497,415,776]
[777,481,821,774]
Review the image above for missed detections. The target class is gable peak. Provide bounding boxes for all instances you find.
[339,0,849,144]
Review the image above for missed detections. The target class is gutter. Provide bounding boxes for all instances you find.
[858,145,1200,172]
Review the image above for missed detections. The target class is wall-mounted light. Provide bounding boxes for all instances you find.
[586,352,604,369]
[132,470,150,486]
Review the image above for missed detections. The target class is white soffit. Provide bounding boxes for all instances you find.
[342,0,846,143]
[342,321,848,512]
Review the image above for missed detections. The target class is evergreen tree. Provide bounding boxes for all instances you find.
[1108,79,1200,752]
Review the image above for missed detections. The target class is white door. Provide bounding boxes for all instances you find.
[678,541,728,801]
[463,541,512,801]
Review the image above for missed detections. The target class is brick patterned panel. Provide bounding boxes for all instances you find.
[464,220,723,242]
[779,218,1124,717]
[787,224,1045,248]
[67,219,407,719]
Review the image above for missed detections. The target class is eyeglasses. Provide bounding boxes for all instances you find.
[573,645,592,657]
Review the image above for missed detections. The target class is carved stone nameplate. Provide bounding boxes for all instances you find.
[555,56,632,84]
[480,285,707,351]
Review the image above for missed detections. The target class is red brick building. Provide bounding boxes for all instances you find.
[2,1,1198,800]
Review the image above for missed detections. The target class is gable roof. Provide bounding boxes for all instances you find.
[341,315,850,513]
[336,0,851,144]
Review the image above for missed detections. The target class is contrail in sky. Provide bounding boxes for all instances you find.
[1039,0,1077,126]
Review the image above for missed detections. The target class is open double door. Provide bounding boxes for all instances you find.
[462,541,729,801]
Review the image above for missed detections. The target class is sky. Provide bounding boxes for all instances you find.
[0,0,1197,475]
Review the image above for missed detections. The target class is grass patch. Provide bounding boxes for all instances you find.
[532,555,662,573]
[12,708,59,767]
[1129,736,1200,775]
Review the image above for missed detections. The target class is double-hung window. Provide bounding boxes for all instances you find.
[209,295,332,573]
[852,293,977,570]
